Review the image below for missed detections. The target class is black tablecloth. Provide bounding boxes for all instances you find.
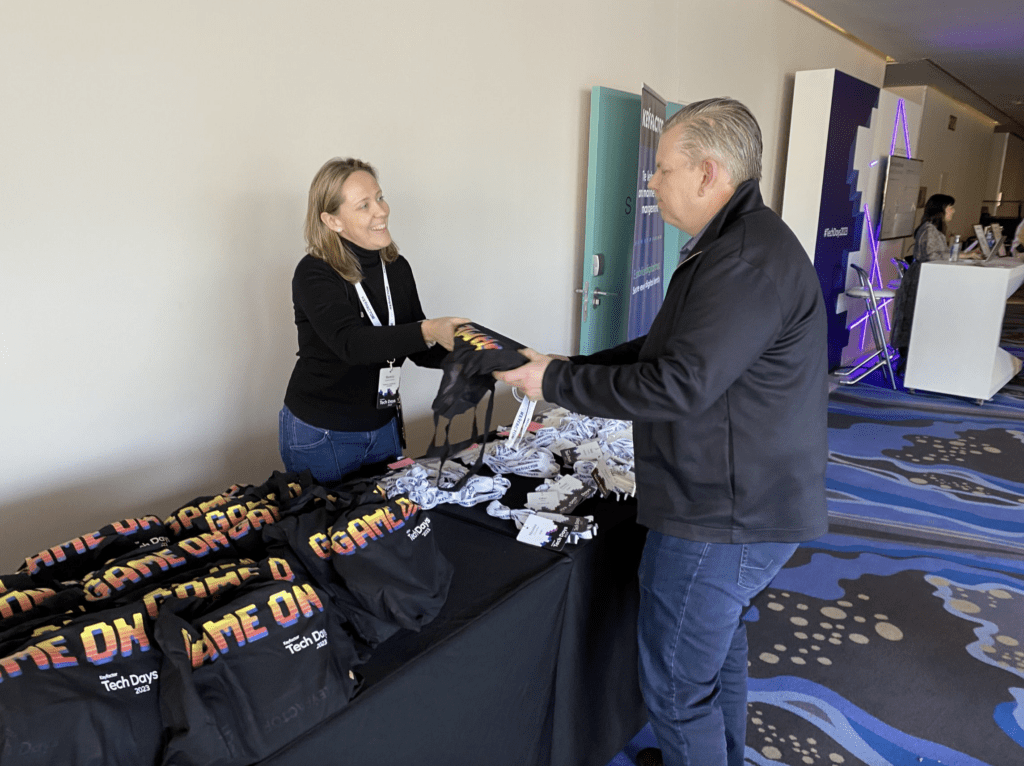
[259,486,648,766]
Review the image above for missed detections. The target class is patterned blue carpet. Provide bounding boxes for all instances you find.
[606,296,1024,766]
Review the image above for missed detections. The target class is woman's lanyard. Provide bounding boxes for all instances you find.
[353,260,395,327]
[354,260,401,410]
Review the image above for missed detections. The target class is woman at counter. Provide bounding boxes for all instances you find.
[280,157,467,483]
[890,194,956,375]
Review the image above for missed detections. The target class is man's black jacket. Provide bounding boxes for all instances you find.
[544,180,829,544]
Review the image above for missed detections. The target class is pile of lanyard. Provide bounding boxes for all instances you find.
[486,499,598,548]
[380,408,636,548]
[483,442,561,478]
[529,408,636,499]
[379,460,511,510]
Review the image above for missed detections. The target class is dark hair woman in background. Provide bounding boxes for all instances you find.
[890,193,956,375]
[279,158,467,483]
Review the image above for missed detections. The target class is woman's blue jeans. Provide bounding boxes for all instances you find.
[637,530,799,766]
[278,405,401,484]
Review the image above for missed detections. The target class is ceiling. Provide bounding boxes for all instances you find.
[790,0,1024,138]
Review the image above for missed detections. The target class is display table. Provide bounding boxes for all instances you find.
[260,482,648,766]
[904,257,1024,402]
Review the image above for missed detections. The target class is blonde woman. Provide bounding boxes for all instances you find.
[280,158,467,482]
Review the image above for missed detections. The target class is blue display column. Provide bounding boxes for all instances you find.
[781,69,880,370]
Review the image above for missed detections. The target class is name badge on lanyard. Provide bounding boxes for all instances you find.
[354,260,401,409]
[377,362,401,409]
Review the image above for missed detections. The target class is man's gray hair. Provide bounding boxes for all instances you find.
[663,97,762,185]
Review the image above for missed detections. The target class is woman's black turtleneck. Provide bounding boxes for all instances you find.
[284,241,447,431]
[346,239,386,273]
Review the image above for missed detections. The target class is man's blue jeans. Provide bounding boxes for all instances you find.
[278,405,401,484]
[638,531,799,766]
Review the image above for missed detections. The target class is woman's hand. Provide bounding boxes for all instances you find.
[421,317,471,351]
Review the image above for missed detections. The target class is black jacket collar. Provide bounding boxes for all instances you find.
[688,178,764,256]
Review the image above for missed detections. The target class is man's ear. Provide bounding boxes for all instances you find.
[698,159,719,197]
[699,158,733,197]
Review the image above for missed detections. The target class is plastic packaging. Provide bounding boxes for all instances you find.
[950,234,961,261]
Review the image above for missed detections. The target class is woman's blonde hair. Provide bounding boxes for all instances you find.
[304,157,399,283]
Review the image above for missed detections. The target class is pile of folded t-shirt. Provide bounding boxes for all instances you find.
[0,471,453,766]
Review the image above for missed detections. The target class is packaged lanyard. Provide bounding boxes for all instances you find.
[353,260,395,327]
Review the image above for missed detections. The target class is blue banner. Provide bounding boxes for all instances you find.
[627,85,667,340]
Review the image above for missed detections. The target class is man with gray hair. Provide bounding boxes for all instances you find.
[497,97,828,765]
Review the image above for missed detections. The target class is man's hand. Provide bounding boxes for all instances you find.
[494,348,554,401]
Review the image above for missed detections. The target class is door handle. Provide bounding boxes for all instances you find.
[576,280,590,322]
[585,289,617,307]
[575,286,619,309]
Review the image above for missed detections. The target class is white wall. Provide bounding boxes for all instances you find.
[986,133,1009,201]
[893,86,1000,240]
[1000,134,1024,211]
[0,0,885,571]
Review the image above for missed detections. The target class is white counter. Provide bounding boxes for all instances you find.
[904,257,1024,402]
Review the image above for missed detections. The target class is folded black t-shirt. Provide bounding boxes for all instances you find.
[155,575,361,766]
[0,599,164,766]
